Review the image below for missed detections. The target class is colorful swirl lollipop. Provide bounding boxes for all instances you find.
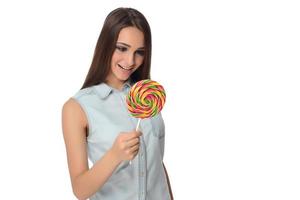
[126,79,166,165]
[126,79,166,130]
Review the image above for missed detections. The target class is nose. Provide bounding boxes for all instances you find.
[125,52,135,67]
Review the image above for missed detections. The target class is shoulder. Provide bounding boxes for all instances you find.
[62,98,88,129]
[62,97,81,111]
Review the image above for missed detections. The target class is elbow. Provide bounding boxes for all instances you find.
[71,172,101,200]
[72,187,88,200]
[71,180,90,200]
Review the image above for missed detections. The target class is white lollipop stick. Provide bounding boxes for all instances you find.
[129,118,141,165]
[136,118,141,131]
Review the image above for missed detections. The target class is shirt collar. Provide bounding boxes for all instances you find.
[93,79,133,99]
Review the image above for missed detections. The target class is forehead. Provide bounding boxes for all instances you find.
[117,26,145,48]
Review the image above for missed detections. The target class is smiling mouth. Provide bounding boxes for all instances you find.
[118,64,133,71]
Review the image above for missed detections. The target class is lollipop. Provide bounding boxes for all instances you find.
[126,79,166,165]
[126,79,166,131]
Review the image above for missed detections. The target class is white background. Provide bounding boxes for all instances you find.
[0,0,299,199]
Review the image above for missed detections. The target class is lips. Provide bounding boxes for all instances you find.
[118,64,133,71]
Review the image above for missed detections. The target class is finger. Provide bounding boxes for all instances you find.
[126,137,140,148]
[122,131,141,141]
[136,131,142,137]
[129,131,142,138]
[132,148,139,156]
[129,151,138,160]
[129,149,139,160]
[129,143,140,153]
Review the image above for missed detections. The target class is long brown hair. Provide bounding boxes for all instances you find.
[80,7,152,90]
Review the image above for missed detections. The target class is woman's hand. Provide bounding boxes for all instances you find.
[109,131,142,162]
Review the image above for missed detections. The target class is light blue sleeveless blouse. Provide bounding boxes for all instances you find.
[71,79,171,200]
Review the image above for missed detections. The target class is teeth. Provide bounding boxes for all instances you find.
[118,64,132,70]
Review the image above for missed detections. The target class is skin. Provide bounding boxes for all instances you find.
[62,26,173,199]
[105,26,145,91]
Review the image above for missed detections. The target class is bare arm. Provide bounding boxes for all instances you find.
[62,98,141,199]
[62,98,122,199]
[163,162,174,200]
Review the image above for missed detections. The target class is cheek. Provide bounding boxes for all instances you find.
[111,52,122,65]
[136,56,144,66]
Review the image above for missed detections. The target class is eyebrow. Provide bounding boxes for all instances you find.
[117,42,145,50]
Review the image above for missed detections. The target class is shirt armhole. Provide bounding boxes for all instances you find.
[70,97,92,138]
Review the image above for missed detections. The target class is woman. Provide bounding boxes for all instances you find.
[62,7,173,200]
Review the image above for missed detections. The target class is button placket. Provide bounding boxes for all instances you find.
[138,137,147,200]
[117,89,147,199]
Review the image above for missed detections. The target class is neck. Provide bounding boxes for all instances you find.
[105,76,126,91]
[106,80,124,91]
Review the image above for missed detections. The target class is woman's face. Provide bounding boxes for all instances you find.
[106,26,145,89]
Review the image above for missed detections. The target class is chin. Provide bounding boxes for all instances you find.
[116,75,130,81]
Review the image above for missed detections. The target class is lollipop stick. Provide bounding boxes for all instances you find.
[136,118,141,131]
[129,118,141,165]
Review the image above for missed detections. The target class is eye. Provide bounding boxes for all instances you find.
[116,46,127,52]
[136,50,145,56]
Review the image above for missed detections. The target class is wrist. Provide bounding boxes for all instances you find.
[107,149,122,166]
